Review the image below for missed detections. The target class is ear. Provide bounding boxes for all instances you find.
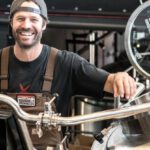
[42,20,48,31]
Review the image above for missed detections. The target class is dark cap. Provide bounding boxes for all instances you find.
[10,0,48,20]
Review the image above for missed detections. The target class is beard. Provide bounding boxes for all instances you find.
[12,28,43,49]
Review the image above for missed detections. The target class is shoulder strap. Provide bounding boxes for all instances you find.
[1,47,10,91]
[42,47,58,92]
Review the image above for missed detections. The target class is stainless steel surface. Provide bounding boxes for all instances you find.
[75,96,113,134]
[89,32,96,65]
[128,82,145,99]
[114,96,121,108]
[91,125,150,150]
[120,91,150,139]
[139,0,144,4]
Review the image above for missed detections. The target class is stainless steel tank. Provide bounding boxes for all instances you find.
[74,95,113,135]
[91,92,150,150]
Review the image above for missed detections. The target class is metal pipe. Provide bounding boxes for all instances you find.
[131,82,145,99]
[0,94,43,122]
[139,0,143,5]
[0,93,150,126]
[55,102,150,125]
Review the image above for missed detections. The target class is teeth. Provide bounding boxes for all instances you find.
[20,32,33,36]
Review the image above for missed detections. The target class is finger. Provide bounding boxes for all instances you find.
[114,75,124,98]
[117,76,125,98]
[128,77,137,98]
[123,75,137,99]
[123,76,131,99]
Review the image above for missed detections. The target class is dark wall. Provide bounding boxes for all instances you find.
[0,23,10,49]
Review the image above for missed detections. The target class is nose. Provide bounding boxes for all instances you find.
[21,18,32,29]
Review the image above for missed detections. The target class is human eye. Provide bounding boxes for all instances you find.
[31,18,39,23]
[16,17,24,22]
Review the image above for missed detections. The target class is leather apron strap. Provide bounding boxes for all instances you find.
[42,47,58,92]
[1,47,9,90]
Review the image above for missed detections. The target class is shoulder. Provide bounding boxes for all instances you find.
[44,45,81,61]
[57,49,86,64]
[48,46,98,70]
[55,49,100,76]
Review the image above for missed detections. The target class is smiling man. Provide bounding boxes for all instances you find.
[0,0,137,150]
[10,0,47,61]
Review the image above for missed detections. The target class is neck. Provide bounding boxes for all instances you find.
[14,43,43,62]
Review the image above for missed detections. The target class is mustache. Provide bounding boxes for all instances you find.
[16,28,33,33]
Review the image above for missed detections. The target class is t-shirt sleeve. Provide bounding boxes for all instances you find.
[72,53,109,98]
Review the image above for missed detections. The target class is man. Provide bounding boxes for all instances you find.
[5,0,136,115]
[0,0,136,149]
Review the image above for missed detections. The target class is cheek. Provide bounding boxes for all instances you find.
[11,26,17,33]
[11,22,20,31]
[35,25,45,32]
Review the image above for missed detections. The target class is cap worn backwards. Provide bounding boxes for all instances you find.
[10,0,48,20]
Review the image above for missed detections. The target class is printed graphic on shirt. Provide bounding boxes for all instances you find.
[19,83,30,92]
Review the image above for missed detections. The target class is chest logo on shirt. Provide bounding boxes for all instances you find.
[19,84,30,92]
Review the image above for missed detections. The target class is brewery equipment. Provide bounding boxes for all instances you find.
[92,0,150,149]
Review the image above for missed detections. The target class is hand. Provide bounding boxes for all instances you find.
[104,72,137,99]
